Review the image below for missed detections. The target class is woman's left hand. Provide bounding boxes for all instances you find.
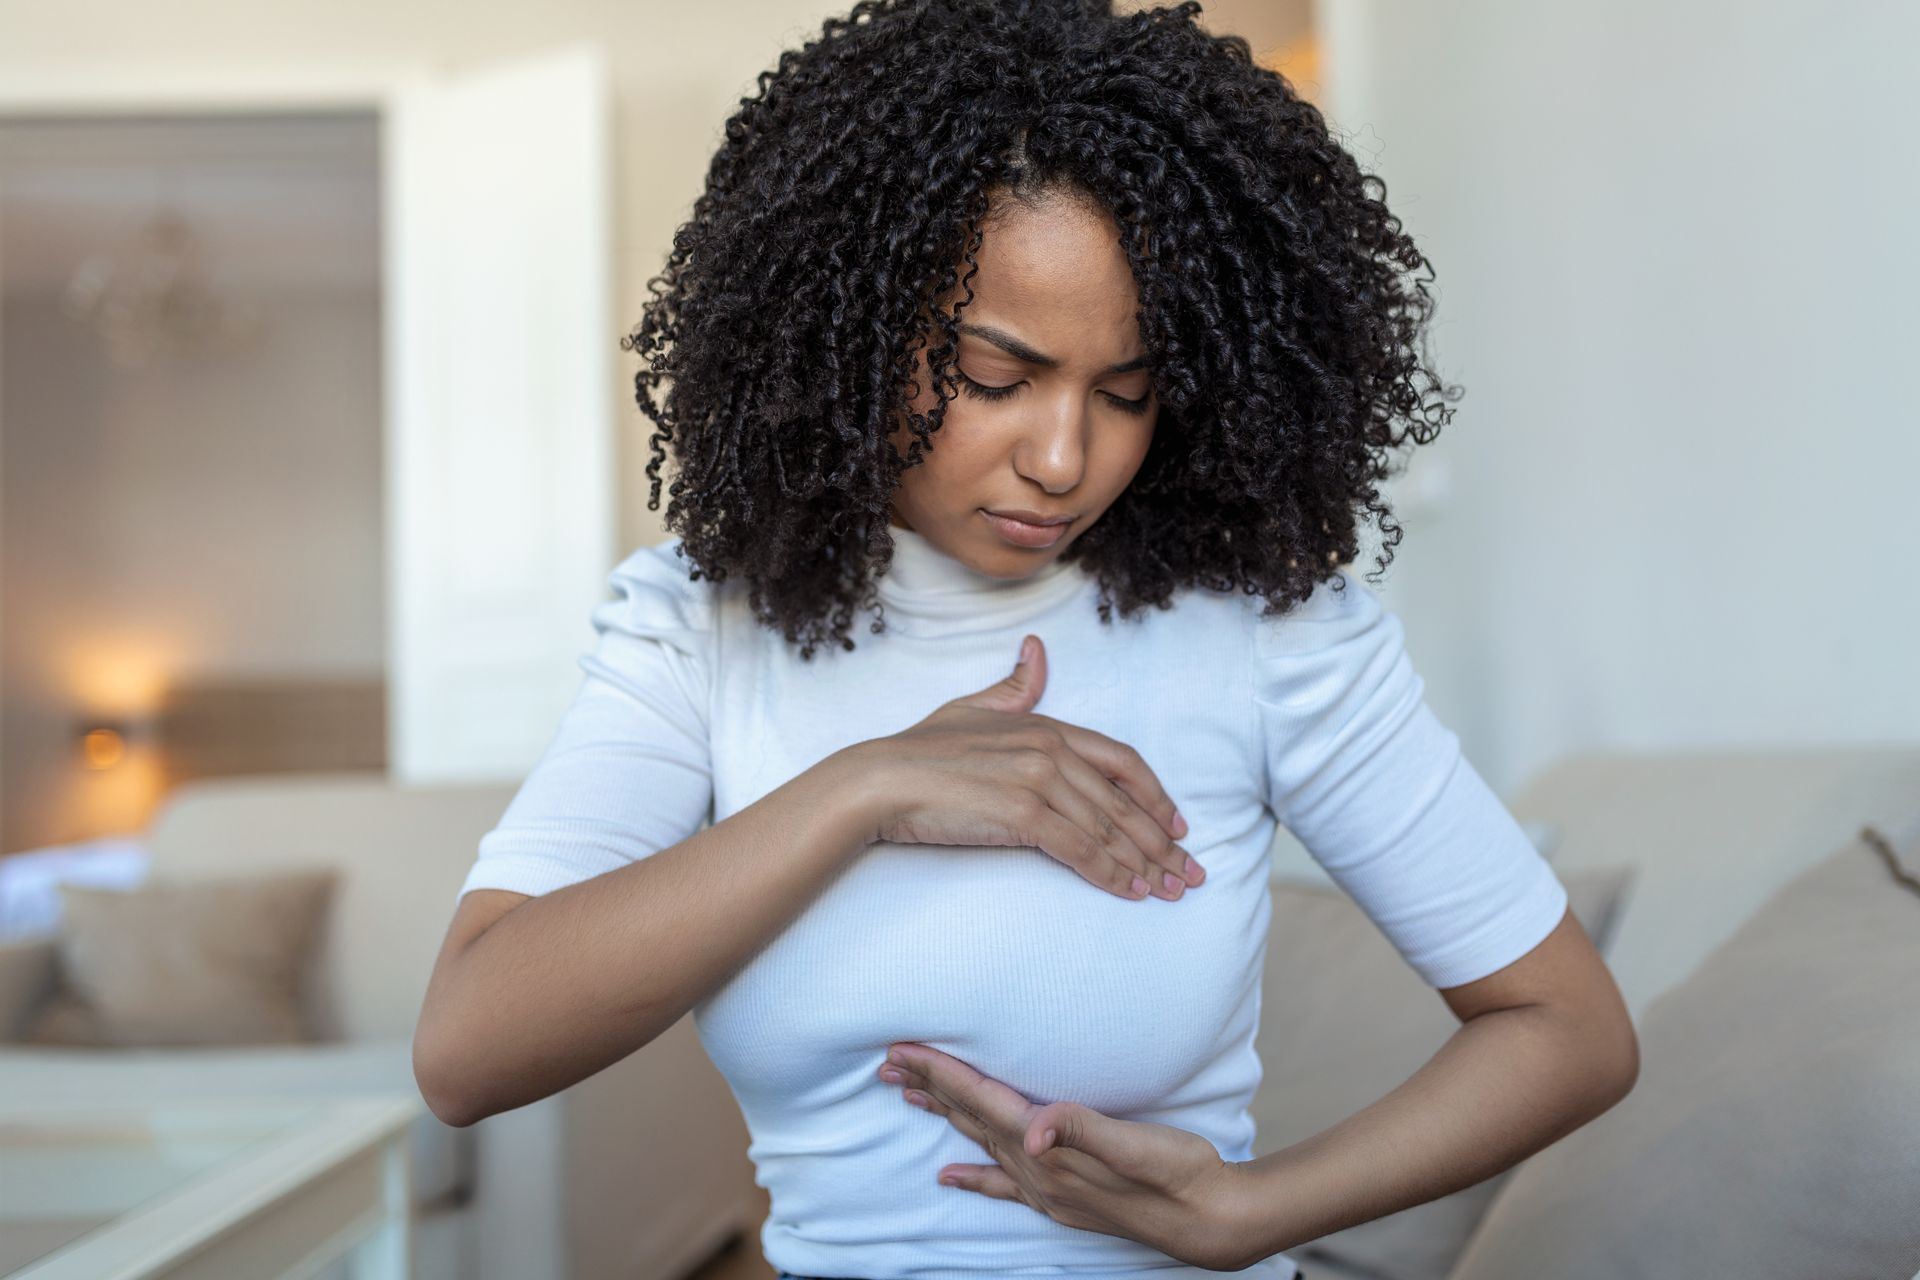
[878,1042,1256,1272]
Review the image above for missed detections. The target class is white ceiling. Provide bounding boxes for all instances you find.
[0,111,379,299]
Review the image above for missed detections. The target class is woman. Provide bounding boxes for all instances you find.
[414,2,1639,1278]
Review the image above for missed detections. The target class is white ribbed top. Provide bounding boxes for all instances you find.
[459,525,1569,1280]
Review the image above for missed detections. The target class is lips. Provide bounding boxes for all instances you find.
[981,509,1073,548]
[985,509,1074,526]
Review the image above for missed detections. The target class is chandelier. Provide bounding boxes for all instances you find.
[60,202,266,370]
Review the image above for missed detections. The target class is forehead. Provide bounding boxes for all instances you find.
[956,194,1145,356]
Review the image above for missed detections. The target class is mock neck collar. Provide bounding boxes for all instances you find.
[874,523,1088,632]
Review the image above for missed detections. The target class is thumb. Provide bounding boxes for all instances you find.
[953,634,1046,714]
[1026,1100,1133,1163]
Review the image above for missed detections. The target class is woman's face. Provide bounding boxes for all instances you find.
[888,190,1157,579]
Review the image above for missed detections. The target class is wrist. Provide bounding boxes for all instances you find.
[817,740,899,848]
[1215,1153,1297,1271]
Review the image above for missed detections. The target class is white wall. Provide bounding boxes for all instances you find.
[1322,0,1920,794]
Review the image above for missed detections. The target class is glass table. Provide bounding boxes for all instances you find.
[0,1093,422,1279]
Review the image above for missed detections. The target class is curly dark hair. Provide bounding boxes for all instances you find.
[621,0,1459,660]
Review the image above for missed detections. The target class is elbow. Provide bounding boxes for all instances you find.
[1552,982,1643,1111]
[1533,999,1641,1118]
[413,1023,489,1129]
[1580,1013,1641,1116]
[1608,1021,1642,1105]
[419,1084,483,1131]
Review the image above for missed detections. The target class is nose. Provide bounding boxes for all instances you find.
[1013,393,1090,495]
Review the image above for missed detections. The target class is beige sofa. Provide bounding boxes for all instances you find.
[4,747,1914,1279]
[0,772,763,1280]
[1255,743,1920,1279]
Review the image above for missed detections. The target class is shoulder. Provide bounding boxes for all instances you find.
[1246,569,1428,812]
[594,536,721,651]
[1249,567,1399,663]
[1244,567,1419,741]
[607,535,710,597]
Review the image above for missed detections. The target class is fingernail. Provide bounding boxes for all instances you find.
[1163,871,1182,895]
[1184,853,1204,882]
[1016,636,1032,667]
[1129,875,1149,897]
[1173,809,1189,837]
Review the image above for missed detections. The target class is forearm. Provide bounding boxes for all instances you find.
[1225,1004,1638,1266]
[421,744,884,1124]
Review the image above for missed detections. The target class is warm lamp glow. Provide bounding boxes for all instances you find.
[62,635,183,710]
[81,727,129,769]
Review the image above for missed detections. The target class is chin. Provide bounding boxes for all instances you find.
[980,537,1071,580]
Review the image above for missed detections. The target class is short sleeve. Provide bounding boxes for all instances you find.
[1254,571,1568,989]
[455,538,716,902]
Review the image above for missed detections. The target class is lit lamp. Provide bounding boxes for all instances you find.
[75,717,149,770]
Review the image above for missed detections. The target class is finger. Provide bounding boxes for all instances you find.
[1047,746,1195,899]
[938,1162,1028,1204]
[1021,799,1155,899]
[885,1068,1092,1201]
[1022,755,1162,894]
[878,1054,930,1096]
[878,1059,953,1112]
[908,1087,996,1152]
[892,1075,987,1147]
[887,1044,1034,1134]
[1038,717,1202,882]
[892,1078,1004,1162]
[953,634,1048,715]
[1030,1099,1146,1173]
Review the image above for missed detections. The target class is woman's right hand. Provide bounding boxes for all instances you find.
[850,634,1207,902]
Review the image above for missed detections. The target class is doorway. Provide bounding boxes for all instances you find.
[0,110,386,855]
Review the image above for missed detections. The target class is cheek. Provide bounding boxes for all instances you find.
[1092,422,1154,486]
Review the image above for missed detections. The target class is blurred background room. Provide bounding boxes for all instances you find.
[0,2,1915,1278]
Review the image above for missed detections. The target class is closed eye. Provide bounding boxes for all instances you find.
[958,372,1020,403]
[958,371,1153,415]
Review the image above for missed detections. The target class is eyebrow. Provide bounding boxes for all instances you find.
[956,322,1150,375]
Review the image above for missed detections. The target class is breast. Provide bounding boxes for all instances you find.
[697,820,1274,1127]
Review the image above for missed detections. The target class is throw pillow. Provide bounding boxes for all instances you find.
[1251,865,1636,1280]
[21,867,337,1048]
[1445,823,1920,1279]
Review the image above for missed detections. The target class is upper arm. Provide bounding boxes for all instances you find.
[451,539,717,905]
[420,541,715,1113]
[1255,572,1572,992]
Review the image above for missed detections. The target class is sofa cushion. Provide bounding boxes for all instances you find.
[0,1036,471,1211]
[22,868,336,1048]
[1445,822,1920,1279]
[1251,866,1634,1280]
